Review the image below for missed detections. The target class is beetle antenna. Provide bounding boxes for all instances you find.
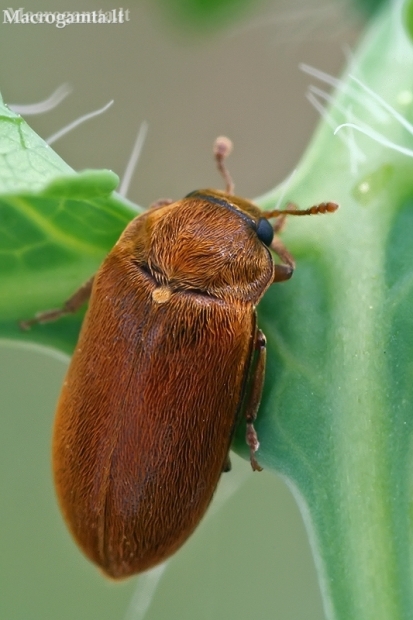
[213,136,235,195]
[265,201,339,219]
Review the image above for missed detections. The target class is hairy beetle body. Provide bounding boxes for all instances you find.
[53,190,275,578]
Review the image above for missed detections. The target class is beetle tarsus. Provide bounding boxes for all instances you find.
[246,422,263,472]
[19,276,95,330]
[222,454,232,473]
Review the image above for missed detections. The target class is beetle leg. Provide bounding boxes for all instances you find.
[245,329,266,472]
[270,236,295,270]
[222,454,232,473]
[270,201,296,282]
[271,231,295,284]
[20,275,94,330]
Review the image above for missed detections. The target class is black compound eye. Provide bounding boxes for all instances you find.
[256,218,274,247]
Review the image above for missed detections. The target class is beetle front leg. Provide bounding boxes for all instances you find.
[20,275,95,330]
[270,233,295,284]
[245,329,267,472]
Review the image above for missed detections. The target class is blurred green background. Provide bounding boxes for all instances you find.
[0,1,363,618]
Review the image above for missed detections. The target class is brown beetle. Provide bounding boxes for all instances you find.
[22,137,337,578]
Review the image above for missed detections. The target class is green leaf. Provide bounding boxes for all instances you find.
[233,1,413,618]
[0,95,72,193]
[403,0,413,40]
[0,97,139,354]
